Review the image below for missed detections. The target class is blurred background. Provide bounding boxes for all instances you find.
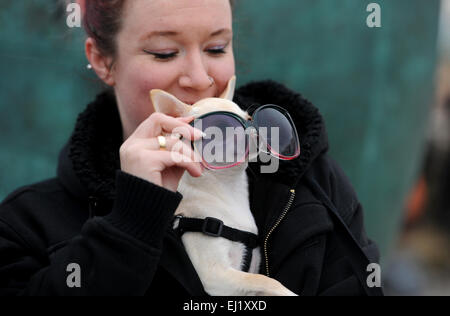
[0,0,449,295]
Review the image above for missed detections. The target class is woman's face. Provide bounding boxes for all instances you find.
[98,0,235,140]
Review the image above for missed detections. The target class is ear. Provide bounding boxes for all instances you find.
[85,37,115,86]
[219,75,236,101]
[150,90,191,117]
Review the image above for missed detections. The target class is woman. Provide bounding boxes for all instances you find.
[0,0,382,296]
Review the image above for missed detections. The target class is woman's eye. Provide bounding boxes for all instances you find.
[207,47,226,55]
[143,45,227,60]
[143,50,177,60]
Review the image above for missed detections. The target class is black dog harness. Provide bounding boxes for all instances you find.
[172,216,259,272]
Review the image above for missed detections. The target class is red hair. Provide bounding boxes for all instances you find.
[81,0,126,60]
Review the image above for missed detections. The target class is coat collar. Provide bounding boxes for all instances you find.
[57,80,329,203]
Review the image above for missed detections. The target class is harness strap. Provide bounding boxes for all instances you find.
[173,216,259,272]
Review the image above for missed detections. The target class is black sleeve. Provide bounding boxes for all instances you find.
[315,156,382,296]
[345,202,380,264]
[0,171,182,296]
[326,157,380,263]
[317,202,381,296]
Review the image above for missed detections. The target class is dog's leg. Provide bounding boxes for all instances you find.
[202,267,298,296]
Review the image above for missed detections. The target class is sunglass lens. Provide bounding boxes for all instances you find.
[255,106,300,159]
[193,114,248,169]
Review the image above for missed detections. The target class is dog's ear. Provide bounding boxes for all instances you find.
[219,75,236,101]
[150,89,192,117]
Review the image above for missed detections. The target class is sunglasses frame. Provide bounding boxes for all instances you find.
[190,104,301,170]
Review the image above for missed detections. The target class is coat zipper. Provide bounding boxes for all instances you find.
[263,189,296,277]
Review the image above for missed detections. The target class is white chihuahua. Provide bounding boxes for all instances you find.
[150,76,297,296]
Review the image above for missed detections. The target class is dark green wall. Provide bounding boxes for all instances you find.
[0,0,100,198]
[0,0,440,256]
[233,0,440,256]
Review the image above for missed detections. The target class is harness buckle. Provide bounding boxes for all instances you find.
[172,215,183,229]
[202,217,224,237]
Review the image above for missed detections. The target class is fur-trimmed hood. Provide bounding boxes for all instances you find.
[57,80,329,204]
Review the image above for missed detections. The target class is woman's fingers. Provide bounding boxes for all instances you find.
[125,136,202,163]
[132,113,202,140]
[138,149,202,179]
[120,140,203,183]
[153,151,203,178]
[119,112,205,190]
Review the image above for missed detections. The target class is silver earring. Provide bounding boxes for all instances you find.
[86,64,92,70]
[208,76,215,86]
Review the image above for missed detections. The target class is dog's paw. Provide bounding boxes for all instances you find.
[260,286,298,296]
[276,288,299,296]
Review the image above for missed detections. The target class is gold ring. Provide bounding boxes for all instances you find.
[157,135,167,150]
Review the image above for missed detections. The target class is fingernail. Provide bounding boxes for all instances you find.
[193,128,205,139]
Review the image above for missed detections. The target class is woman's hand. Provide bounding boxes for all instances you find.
[119,113,204,192]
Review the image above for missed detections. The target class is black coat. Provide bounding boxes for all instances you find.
[0,80,383,296]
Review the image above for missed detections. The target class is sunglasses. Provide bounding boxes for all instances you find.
[189,104,301,170]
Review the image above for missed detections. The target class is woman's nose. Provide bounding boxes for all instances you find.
[178,51,212,91]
